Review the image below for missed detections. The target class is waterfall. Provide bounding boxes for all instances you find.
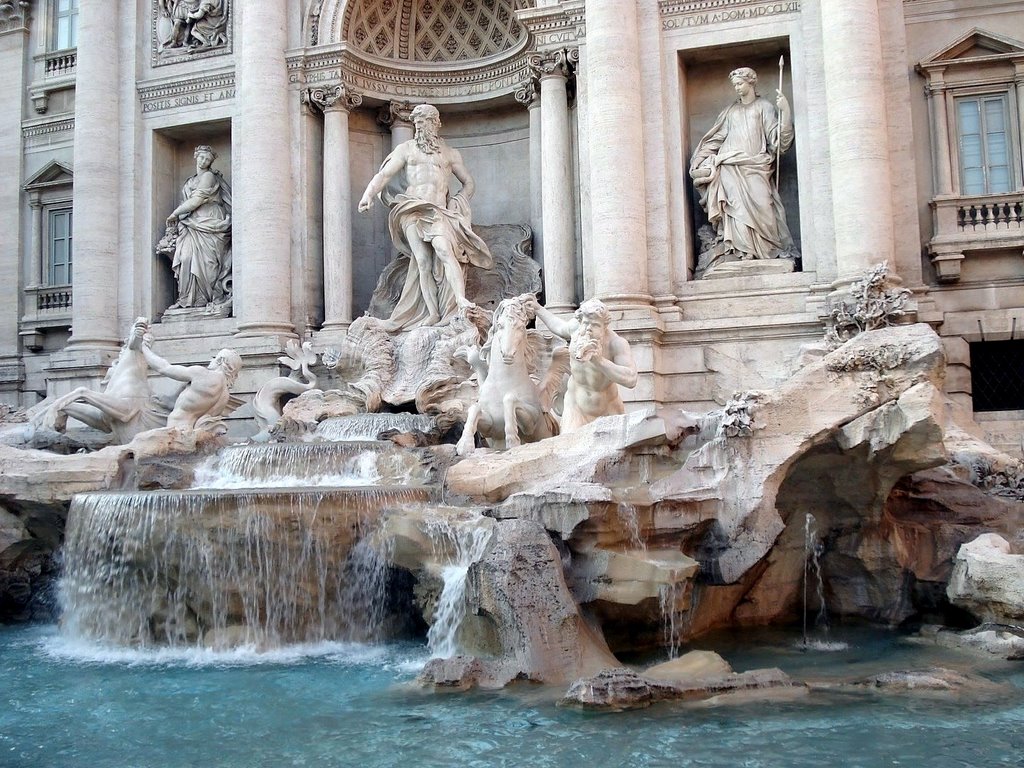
[316,413,437,442]
[659,581,681,660]
[192,441,425,489]
[60,487,428,649]
[617,503,646,550]
[423,515,492,659]
[800,513,846,651]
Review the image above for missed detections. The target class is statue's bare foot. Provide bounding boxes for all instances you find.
[423,312,441,326]
[456,297,475,310]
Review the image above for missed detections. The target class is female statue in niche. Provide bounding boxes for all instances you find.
[690,66,795,276]
[157,145,232,315]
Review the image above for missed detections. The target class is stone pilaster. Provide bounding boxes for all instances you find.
[0,1,28,399]
[925,79,953,196]
[530,48,577,312]
[584,1,651,307]
[307,84,363,331]
[514,76,544,277]
[820,0,895,283]
[233,0,295,337]
[67,0,122,349]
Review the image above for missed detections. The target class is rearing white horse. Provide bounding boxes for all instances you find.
[456,294,568,455]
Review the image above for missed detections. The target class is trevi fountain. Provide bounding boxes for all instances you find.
[1,1,1024,766]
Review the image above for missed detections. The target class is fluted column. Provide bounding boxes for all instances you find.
[821,0,895,282]
[584,1,651,307]
[67,0,121,348]
[514,77,544,279]
[530,49,577,312]
[233,0,294,336]
[308,85,363,331]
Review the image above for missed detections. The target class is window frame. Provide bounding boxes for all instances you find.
[51,0,79,52]
[46,207,73,287]
[954,91,1016,195]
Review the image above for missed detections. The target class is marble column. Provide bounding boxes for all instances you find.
[584,1,651,306]
[67,0,121,348]
[532,50,578,311]
[378,100,414,151]
[308,85,363,332]
[514,77,544,279]
[820,0,895,282]
[233,0,294,336]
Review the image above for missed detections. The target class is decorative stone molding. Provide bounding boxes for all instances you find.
[513,76,538,108]
[659,0,801,31]
[138,70,235,114]
[287,47,531,104]
[152,0,232,67]
[376,100,413,129]
[517,2,585,49]
[528,47,577,81]
[303,83,362,114]
[22,116,75,149]
[0,0,29,34]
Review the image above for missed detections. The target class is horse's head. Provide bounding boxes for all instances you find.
[492,297,531,365]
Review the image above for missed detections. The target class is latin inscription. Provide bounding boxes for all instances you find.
[662,1,800,30]
[141,88,235,114]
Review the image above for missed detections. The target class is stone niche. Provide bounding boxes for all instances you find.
[681,40,801,275]
[150,122,232,321]
[348,103,532,318]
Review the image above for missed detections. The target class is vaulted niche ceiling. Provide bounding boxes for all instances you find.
[344,0,532,63]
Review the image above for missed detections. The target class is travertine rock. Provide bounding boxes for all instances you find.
[912,624,1024,661]
[645,650,733,682]
[948,534,1024,624]
[458,518,619,687]
[559,666,801,711]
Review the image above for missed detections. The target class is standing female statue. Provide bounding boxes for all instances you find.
[157,145,232,313]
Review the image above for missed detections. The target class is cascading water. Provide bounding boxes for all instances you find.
[423,514,493,659]
[617,503,646,551]
[800,513,847,651]
[315,413,438,442]
[192,441,425,489]
[659,581,681,660]
[60,464,432,649]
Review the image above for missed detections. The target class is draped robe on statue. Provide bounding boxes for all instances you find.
[171,170,232,308]
[378,163,493,331]
[690,96,794,262]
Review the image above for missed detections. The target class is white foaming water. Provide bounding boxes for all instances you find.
[316,413,437,442]
[191,442,420,489]
[424,516,492,659]
[796,639,850,653]
[42,633,389,668]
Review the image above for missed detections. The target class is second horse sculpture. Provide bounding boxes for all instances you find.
[456,294,568,455]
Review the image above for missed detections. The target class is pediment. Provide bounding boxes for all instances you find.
[24,160,73,191]
[919,28,1024,70]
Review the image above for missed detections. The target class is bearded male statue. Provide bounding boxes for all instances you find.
[358,103,493,333]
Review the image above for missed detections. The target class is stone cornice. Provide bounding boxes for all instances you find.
[516,2,585,50]
[22,116,75,139]
[137,69,235,114]
[659,0,801,30]
[287,43,532,104]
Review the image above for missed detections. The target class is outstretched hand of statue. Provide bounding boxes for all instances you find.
[357,193,374,213]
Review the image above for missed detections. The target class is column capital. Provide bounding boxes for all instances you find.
[514,76,540,109]
[0,1,30,34]
[376,99,414,129]
[303,84,362,115]
[528,47,578,81]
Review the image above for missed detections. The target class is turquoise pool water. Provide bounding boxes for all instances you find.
[2,624,1022,768]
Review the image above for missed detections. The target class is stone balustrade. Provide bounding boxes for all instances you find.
[928,192,1024,282]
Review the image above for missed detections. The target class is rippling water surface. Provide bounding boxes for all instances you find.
[3,624,1023,768]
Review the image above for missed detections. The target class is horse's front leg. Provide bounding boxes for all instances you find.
[502,392,523,449]
[456,402,483,456]
[514,401,544,443]
[35,386,91,431]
